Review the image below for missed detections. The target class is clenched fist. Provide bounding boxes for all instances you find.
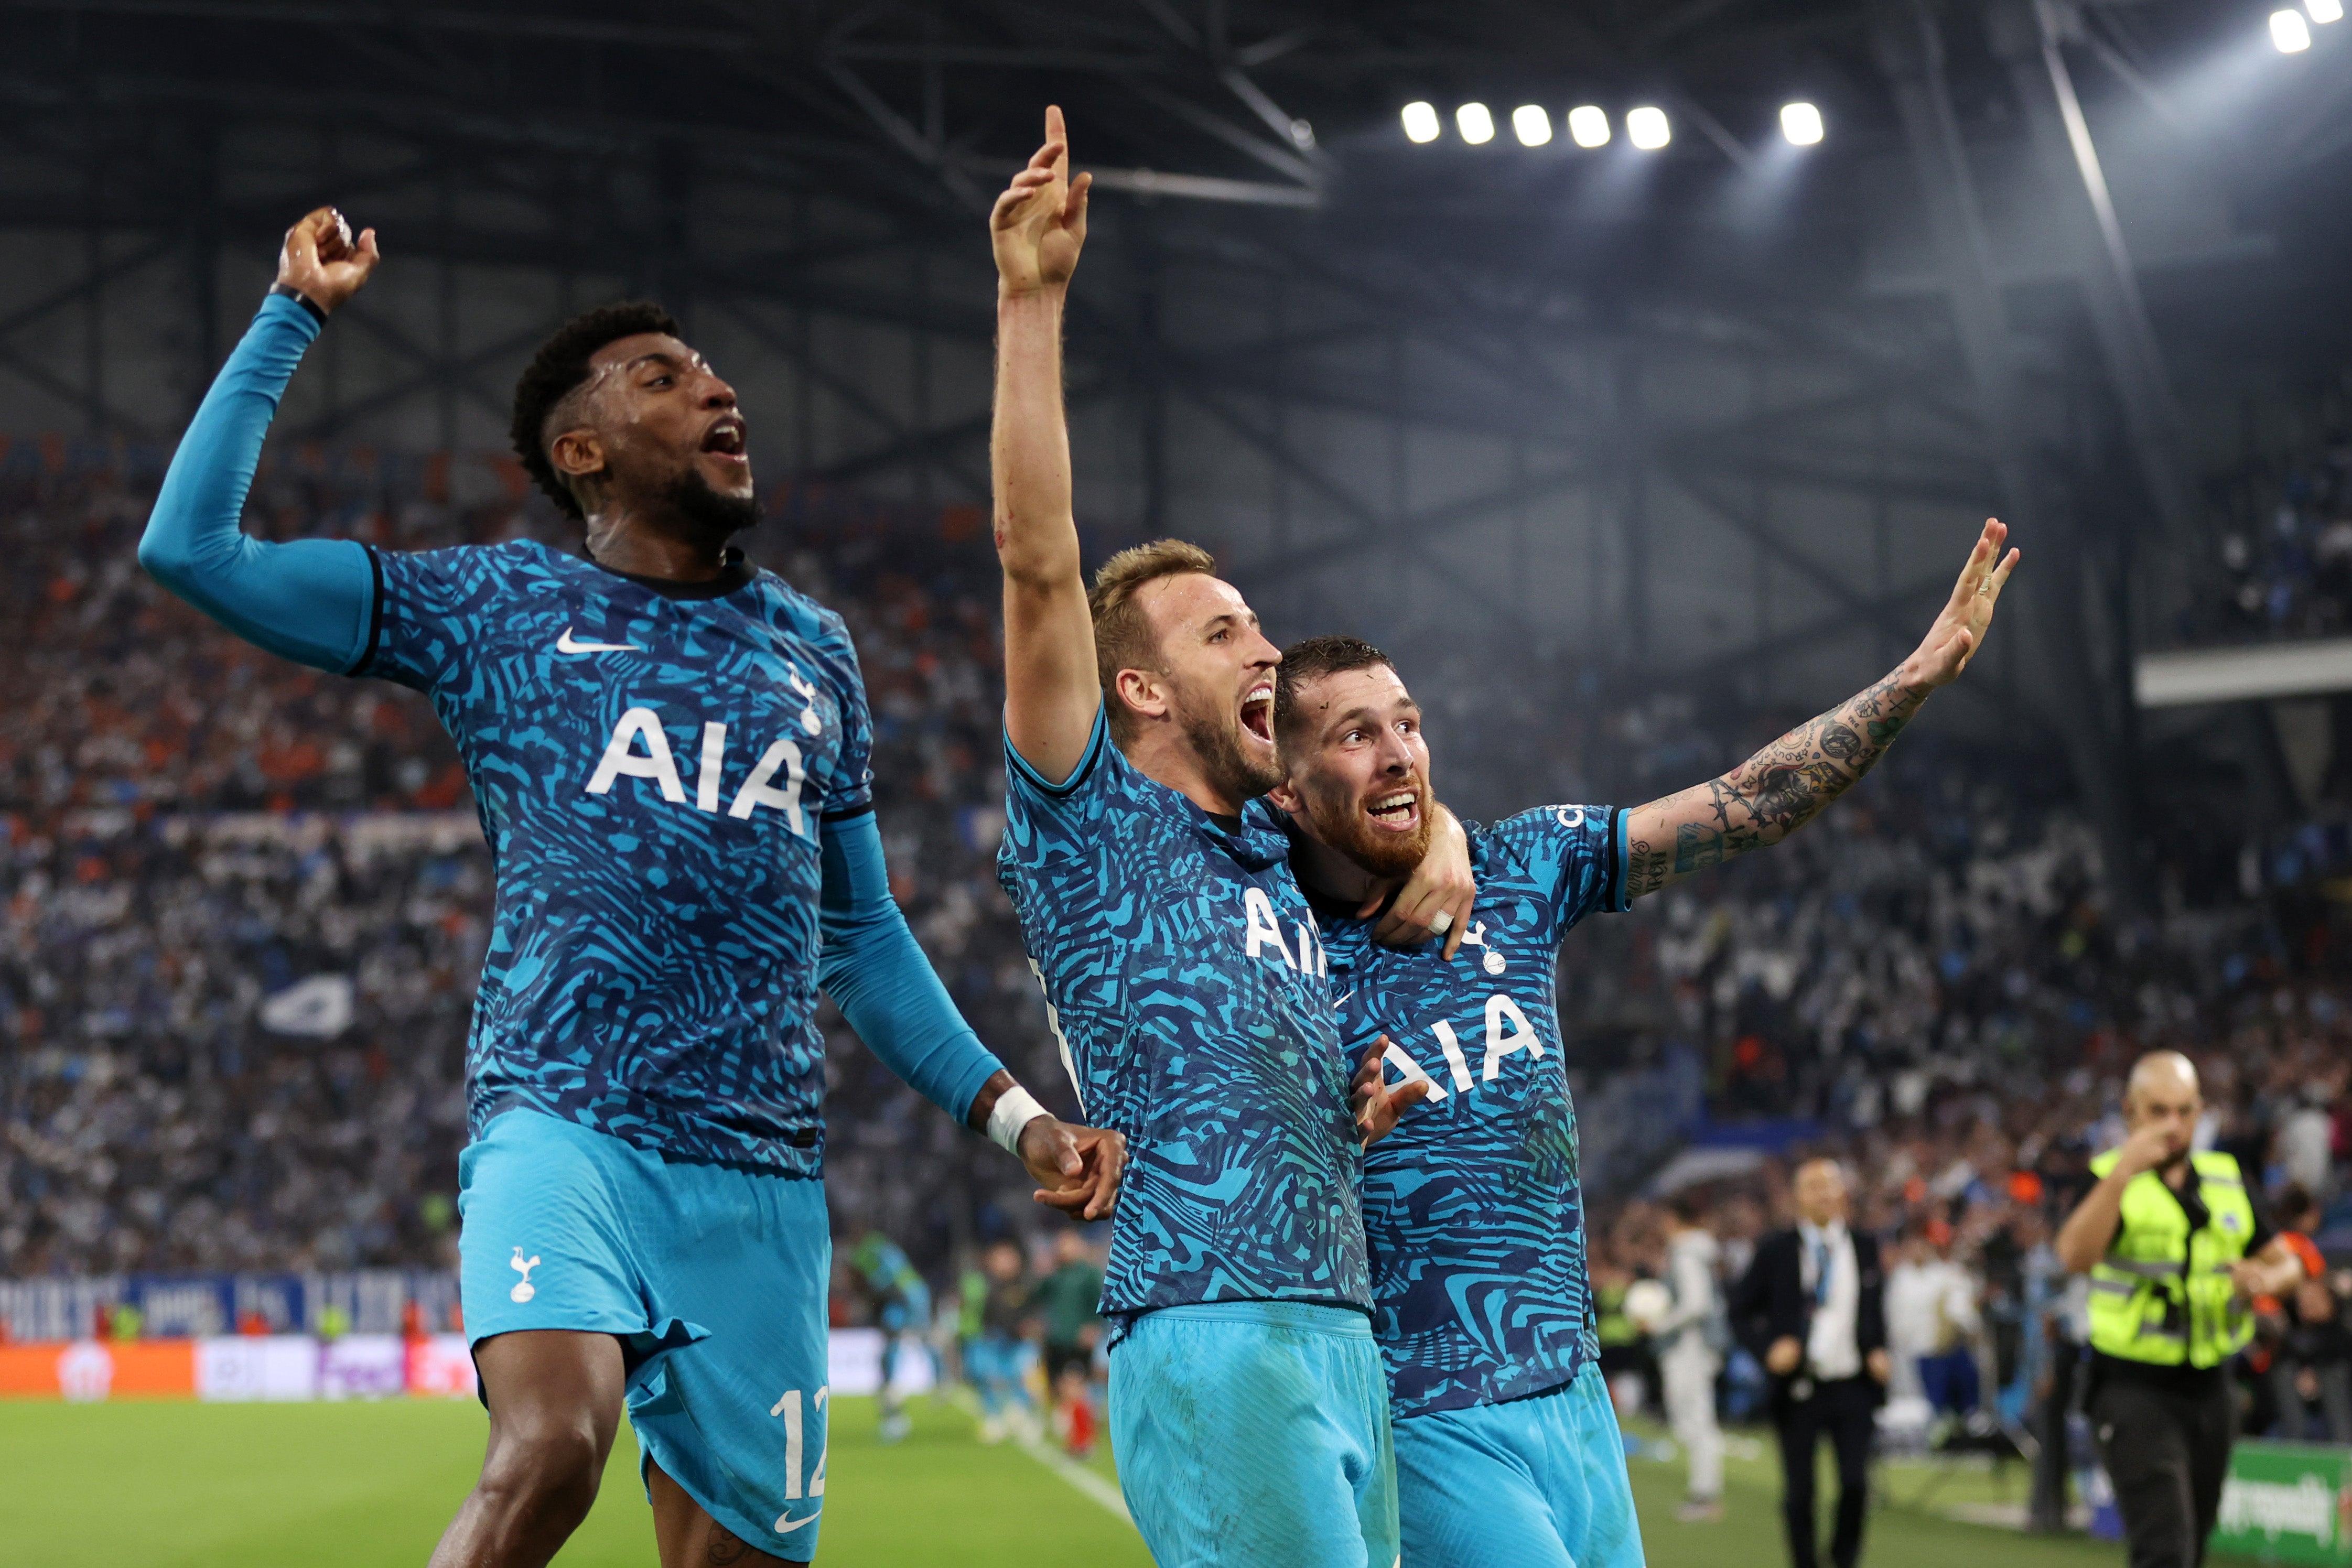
[276,207,381,316]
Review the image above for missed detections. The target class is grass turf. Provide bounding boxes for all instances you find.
[0,1394,1149,1566]
[0,1394,2267,1565]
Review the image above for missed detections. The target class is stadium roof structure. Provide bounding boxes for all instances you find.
[0,0,2344,913]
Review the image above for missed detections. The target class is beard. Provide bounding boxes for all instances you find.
[654,467,759,550]
[1174,690,1284,805]
[1299,768,1434,880]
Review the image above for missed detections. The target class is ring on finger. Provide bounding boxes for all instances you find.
[1428,910,1454,937]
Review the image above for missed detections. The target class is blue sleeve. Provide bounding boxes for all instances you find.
[817,808,1006,1128]
[1501,804,1629,944]
[137,293,375,673]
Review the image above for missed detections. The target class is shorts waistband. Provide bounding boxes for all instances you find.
[1129,1301,1373,1337]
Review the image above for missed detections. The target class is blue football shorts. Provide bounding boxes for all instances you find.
[458,1109,833,1562]
[1392,1366,1643,1568]
[1109,1301,1399,1568]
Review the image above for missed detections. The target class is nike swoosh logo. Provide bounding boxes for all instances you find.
[773,1512,818,1533]
[556,628,643,655]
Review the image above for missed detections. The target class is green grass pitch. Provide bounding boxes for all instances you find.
[0,1395,2250,1565]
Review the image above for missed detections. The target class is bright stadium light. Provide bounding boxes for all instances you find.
[1568,105,1612,148]
[1626,106,1671,150]
[1512,105,1553,146]
[1401,101,1441,144]
[1456,102,1496,144]
[1781,102,1825,146]
[2309,0,2344,23]
[2272,8,2314,49]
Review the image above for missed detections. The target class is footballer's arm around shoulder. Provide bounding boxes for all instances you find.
[989,111,1099,786]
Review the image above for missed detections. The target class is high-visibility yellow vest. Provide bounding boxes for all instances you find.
[2085,1148,2256,1368]
[1595,1280,1637,1349]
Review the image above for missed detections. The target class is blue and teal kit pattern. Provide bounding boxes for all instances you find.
[358,535,891,1169]
[138,293,1006,1171]
[995,708,1371,1322]
[1315,804,1629,1419]
[1393,1366,1643,1568]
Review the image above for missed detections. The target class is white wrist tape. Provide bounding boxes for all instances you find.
[986,1085,1050,1156]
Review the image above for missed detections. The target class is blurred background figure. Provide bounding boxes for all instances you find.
[1035,1228,1104,1460]
[965,1239,1038,1445]
[1885,1222,1982,1426]
[1732,1159,1890,1568]
[849,1230,933,1445]
[2055,1052,2307,1568]
[2269,1275,2351,1443]
[1651,1193,1727,1524]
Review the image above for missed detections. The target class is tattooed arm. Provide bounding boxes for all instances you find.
[1624,518,2020,899]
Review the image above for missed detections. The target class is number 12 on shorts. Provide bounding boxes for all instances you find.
[769,1386,830,1502]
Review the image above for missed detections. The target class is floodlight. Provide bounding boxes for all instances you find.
[1626,106,1671,150]
[1512,105,1553,147]
[1456,103,1496,145]
[1401,102,1441,144]
[2309,0,2344,23]
[1781,102,1825,146]
[1568,105,1611,148]
[2272,8,2313,49]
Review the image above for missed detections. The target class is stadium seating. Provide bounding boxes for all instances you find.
[2,447,2345,1335]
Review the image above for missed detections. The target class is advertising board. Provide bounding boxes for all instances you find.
[2213,1441,2352,1567]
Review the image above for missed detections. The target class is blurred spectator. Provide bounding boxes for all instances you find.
[847,1231,930,1445]
[966,1238,1038,1445]
[2180,432,2352,647]
[2268,1277,2351,1442]
[1035,1228,1104,1460]
[1652,1193,1726,1524]
[1884,1225,1981,1418]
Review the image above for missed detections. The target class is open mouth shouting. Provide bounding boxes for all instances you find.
[1364,784,1423,835]
[700,414,749,468]
[1239,680,1275,747]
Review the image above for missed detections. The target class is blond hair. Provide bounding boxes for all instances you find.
[1088,538,1219,741]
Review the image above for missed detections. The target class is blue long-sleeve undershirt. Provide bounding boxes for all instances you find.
[819,809,1005,1129]
[138,293,375,673]
[141,291,1008,1134]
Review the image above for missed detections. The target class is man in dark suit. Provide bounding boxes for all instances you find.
[1730,1158,1891,1568]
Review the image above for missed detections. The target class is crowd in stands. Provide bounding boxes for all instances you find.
[2172,426,2352,647]
[0,448,1061,1285]
[3,445,2348,1454]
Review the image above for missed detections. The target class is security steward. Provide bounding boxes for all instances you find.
[2055,1052,2307,1568]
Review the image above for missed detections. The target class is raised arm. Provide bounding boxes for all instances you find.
[990,106,1099,783]
[1623,519,2019,899]
[138,208,385,672]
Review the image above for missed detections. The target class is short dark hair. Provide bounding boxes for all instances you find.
[1273,634,1395,749]
[1088,539,1221,742]
[510,301,682,519]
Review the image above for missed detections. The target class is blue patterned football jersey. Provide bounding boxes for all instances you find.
[359,538,872,1174]
[996,710,1370,1322]
[1316,805,1628,1419]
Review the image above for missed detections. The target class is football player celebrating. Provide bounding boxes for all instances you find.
[1269,522,2016,1567]
[139,208,1122,1568]
[988,110,1469,1567]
